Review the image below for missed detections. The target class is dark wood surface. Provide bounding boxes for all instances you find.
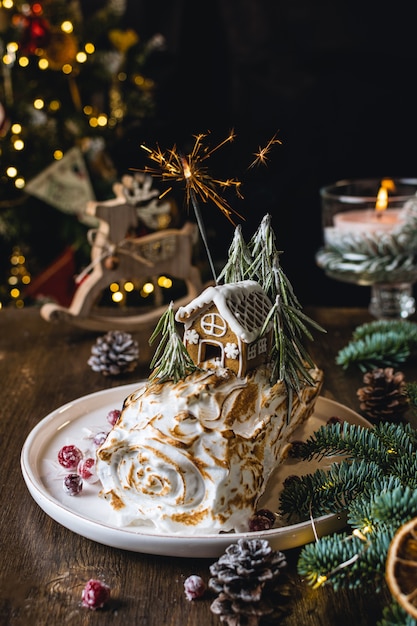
[1,306,414,625]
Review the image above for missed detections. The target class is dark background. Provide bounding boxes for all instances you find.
[92,0,417,308]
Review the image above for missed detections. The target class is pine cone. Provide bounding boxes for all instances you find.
[357,367,408,422]
[88,330,139,376]
[209,538,287,626]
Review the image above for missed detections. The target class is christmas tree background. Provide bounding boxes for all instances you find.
[0,0,167,308]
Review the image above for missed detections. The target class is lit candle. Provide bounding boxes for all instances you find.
[331,180,406,235]
[333,208,405,234]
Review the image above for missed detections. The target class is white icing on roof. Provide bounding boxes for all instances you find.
[175,280,272,343]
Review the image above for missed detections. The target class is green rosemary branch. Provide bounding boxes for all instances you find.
[148,302,199,383]
[216,223,253,284]
[216,215,326,400]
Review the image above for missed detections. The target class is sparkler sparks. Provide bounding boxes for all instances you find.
[136,130,281,282]
[138,131,244,226]
[249,132,282,168]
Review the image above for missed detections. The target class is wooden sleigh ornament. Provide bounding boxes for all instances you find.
[41,177,203,333]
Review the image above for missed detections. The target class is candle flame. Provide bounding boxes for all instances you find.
[375,186,388,212]
[375,178,395,213]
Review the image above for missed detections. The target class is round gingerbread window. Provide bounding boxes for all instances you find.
[201,313,227,337]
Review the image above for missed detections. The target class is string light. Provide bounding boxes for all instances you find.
[61,21,73,34]
[76,52,87,63]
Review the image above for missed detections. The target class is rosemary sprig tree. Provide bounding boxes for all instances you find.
[148,301,199,383]
[279,420,417,625]
[216,223,253,284]
[247,214,326,389]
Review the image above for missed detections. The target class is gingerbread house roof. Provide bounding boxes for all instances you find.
[175,280,272,344]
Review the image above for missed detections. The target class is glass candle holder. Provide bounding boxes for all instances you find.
[316,178,417,319]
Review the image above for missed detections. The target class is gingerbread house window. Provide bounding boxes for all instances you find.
[175,280,273,377]
[201,313,227,336]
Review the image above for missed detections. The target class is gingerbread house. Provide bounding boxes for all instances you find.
[175,280,273,377]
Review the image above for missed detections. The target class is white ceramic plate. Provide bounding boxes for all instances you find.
[21,383,369,558]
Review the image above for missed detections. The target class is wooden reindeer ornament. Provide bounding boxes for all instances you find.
[41,175,203,333]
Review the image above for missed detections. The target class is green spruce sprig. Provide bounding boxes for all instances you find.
[148,302,199,383]
[405,382,417,413]
[279,421,417,625]
[378,601,417,626]
[336,320,417,371]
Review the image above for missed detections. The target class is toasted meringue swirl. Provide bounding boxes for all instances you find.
[96,365,323,535]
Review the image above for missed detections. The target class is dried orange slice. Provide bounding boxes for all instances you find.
[386,517,417,619]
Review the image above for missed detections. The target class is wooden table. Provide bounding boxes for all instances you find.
[1,306,413,625]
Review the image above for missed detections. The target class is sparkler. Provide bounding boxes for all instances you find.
[137,131,245,282]
[136,130,281,282]
[248,132,282,169]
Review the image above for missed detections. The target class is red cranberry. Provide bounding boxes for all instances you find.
[77,457,98,483]
[288,440,305,458]
[81,579,111,610]
[58,445,83,470]
[249,515,272,532]
[63,473,83,496]
[327,416,343,426]
[255,508,276,525]
[283,474,302,488]
[93,431,109,447]
[248,508,276,532]
[106,409,121,426]
[184,575,206,600]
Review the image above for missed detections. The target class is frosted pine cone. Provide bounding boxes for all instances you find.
[209,538,287,626]
[88,331,139,376]
[357,367,408,422]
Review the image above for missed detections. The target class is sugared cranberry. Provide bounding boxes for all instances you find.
[327,416,343,426]
[106,409,121,426]
[283,474,302,488]
[255,508,276,525]
[63,473,83,496]
[81,579,111,610]
[58,445,83,470]
[288,440,305,458]
[248,508,276,532]
[93,431,109,447]
[77,457,98,483]
[184,575,206,600]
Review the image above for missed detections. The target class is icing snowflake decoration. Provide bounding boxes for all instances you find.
[224,342,239,359]
[185,329,199,344]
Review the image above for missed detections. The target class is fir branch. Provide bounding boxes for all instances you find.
[149,302,199,383]
[297,529,392,591]
[405,382,417,413]
[299,421,416,469]
[378,601,417,626]
[363,485,417,531]
[352,320,417,342]
[336,320,417,371]
[284,419,417,621]
[346,475,404,530]
[279,459,383,521]
[280,422,417,522]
